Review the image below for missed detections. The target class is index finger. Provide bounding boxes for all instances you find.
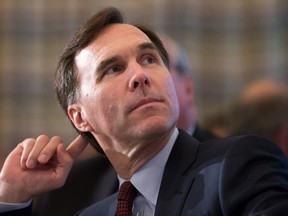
[66,135,89,160]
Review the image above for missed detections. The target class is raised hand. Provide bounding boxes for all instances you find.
[0,135,88,203]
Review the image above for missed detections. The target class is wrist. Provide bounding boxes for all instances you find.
[0,178,30,203]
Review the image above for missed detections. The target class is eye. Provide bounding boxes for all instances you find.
[142,56,156,65]
[106,65,123,74]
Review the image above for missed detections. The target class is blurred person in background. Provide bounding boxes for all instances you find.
[159,34,217,141]
[227,78,288,155]
[32,33,217,216]
[200,111,230,138]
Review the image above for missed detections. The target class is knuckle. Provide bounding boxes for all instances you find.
[21,138,36,147]
[51,136,63,143]
[37,134,49,142]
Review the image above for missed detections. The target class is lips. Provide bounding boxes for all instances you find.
[130,97,163,112]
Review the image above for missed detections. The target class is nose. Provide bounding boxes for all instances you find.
[128,64,151,91]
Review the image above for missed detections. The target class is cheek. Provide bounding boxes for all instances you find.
[80,86,107,126]
[91,88,120,128]
[170,74,184,100]
[79,79,122,132]
[103,95,118,119]
[161,76,180,120]
[166,78,179,105]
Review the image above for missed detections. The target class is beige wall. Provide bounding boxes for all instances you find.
[0,0,287,159]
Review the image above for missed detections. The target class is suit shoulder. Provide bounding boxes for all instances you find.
[197,134,286,161]
[201,134,280,150]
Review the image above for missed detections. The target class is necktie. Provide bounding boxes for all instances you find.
[115,181,137,216]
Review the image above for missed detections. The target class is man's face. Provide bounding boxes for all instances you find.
[70,24,179,153]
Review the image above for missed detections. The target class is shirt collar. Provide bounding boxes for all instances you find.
[118,128,179,205]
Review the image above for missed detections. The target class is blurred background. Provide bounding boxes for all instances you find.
[0,0,287,161]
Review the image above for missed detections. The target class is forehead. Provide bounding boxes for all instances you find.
[97,23,151,45]
[75,24,152,68]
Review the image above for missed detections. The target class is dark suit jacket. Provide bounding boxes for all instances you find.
[75,131,288,216]
[0,207,32,216]
[8,130,288,216]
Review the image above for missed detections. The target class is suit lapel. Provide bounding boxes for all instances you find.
[107,197,117,216]
[155,130,200,216]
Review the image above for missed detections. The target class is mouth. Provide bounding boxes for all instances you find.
[130,97,163,112]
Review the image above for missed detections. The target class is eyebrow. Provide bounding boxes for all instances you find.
[96,42,158,72]
[97,56,119,72]
[138,42,158,52]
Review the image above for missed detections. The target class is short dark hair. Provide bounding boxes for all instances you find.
[54,7,169,154]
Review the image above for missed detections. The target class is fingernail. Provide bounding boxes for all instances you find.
[27,159,36,168]
[39,154,47,163]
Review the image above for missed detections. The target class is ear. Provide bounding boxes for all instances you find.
[68,104,92,132]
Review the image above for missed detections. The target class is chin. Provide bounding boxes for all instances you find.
[136,117,175,137]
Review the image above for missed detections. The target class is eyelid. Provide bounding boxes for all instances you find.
[97,56,119,73]
[107,65,124,74]
[140,52,158,63]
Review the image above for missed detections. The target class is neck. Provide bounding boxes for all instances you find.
[104,128,175,180]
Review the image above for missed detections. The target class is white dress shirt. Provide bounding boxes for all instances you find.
[118,128,179,216]
[0,200,31,212]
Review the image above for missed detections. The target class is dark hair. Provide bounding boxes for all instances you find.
[54,7,169,154]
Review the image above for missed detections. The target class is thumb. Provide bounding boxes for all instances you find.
[66,135,89,160]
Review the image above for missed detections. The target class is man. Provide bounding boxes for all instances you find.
[227,79,288,155]
[1,7,288,216]
[32,34,217,216]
